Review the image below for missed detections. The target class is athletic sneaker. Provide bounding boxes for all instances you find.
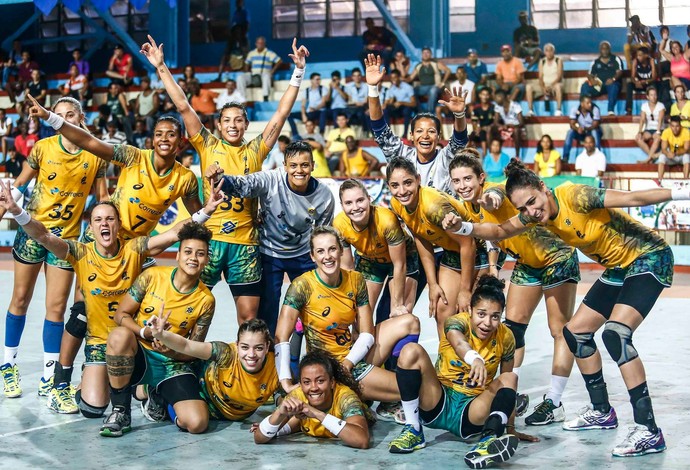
[100,406,132,437]
[562,405,618,431]
[1,363,22,398]
[525,395,565,425]
[388,424,426,454]
[612,425,666,457]
[515,393,529,417]
[38,375,53,397]
[554,110,563,116]
[464,434,518,469]
[376,401,405,425]
[141,385,168,422]
[47,385,78,414]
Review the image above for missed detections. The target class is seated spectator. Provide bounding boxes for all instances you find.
[360,17,396,68]
[563,95,602,162]
[62,64,90,108]
[660,39,690,90]
[1,40,22,87]
[526,43,563,116]
[104,81,132,142]
[92,104,111,134]
[495,45,525,101]
[68,48,89,78]
[344,68,368,131]
[390,50,410,80]
[183,64,196,83]
[177,77,191,100]
[288,72,328,135]
[625,15,657,70]
[581,41,623,116]
[0,108,13,159]
[408,47,450,113]
[670,84,690,128]
[131,119,150,148]
[105,44,135,86]
[470,87,496,156]
[217,24,249,81]
[626,46,656,115]
[101,120,127,146]
[13,122,38,158]
[26,69,47,106]
[533,134,562,177]
[658,115,690,179]
[436,66,474,123]
[383,69,416,137]
[325,112,356,172]
[188,78,217,127]
[483,138,511,178]
[636,86,665,163]
[16,51,38,86]
[178,153,194,169]
[135,75,159,132]
[575,135,607,177]
[263,135,290,171]
[326,71,350,126]
[215,79,246,108]
[298,119,330,177]
[464,48,489,90]
[143,136,153,150]
[336,136,382,177]
[513,11,541,69]
[3,148,25,177]
[237,36,282,102]
[492,88,525,157]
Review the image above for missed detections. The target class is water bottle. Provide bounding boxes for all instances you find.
[544,92,552,113]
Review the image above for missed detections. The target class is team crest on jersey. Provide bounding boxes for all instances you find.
[186,306,194,314]
[83,163,89,169]
[168,184,175,192]
[565,219,572,226]
[221,220,237,234]
[347,291,353,299]
[492,339,497,347]
[48,172,57,180]
[88,273,97,282]
[260,383,267,391]
[307,207,316,216]
[133,183,144,190]
[129,197,140,204]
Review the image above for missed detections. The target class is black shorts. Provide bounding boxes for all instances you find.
[582,272,665,319]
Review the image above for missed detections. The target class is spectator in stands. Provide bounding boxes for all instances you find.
[104,81,132,142]
[131,119,150,148]
[13,122,37,158]
[3,147,25,177]
[68,48,89,77]
[262,135,290,171]
[626,46,657,115]
[657,27,675,110]
[464,48,488,90]
[492,88,525,157]
[178,153,194,169]
[581,41,624,115]
[288,72,328,135]
[0,108,12,159]
[326,71,350,126]
[436,66,475,124]
[336,136,381,177]
[182,64,196,83]
[232,0,250,48]
[563,95,602,161]
[496,44,525,102]
[237,36,282,102]
[105,44,135,86]
[658,115,690,179]
[325,112,356,172]
[513,11,541,69]
[143,136,153,150]
[360,17,396,68]
[298,118,331,177]
[1,40,22,87]
[26,69,47,106]
[344,67,368,131]
[188,78,217,127]
[62,64,90,108]
[390,50,410,80]
[14,51,39,105]
[670,84,690,128]
[575,135,607,177]
[215,79,246,111]
[625,15,657,70]
[483,138,511,178]
[383,69,416,137]
[533,134,562,177]
[92,104,111,134]
[408,47,450,113]
[636,86,665,163]
[135,75,159,133]
[177,77,191,100]
[470,87,495,156]
[659,37,690,89]
[217,25,249,81]
[101,120,127,146]
[526,42,563,116]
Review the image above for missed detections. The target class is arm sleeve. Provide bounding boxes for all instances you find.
[221,170,276,198]
[571,185,606,212]
[128,271,152,303]
[444,314,468,336]
[372,121,405,161]
[283,277,311,312]
[111,144,140,168]
[354,273,369,308]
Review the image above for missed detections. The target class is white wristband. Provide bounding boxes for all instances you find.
[290,67,305,88]
[464,349,485,365]
[13,209,31,226]
[671,187,690,200]
[46,111,65,130]
[139,326,148,340]
[191,209,211,224]
[275,423,292,437]
[322,413,347,436]
[275,342,292,381]
[453,221,474,236]
[453,111,466,119]
[368,84,379,98]
[344,332,374,365]
[259,416,282,438]
[10,186,23,202]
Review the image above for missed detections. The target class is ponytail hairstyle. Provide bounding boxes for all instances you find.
[338,178,368,202]
[385,156,418,181]
[298,350,362,398]
[504,158,543,199]
[237,318,272,347]
[470,274,506,311]
[449,147,484,178]
[52,96,89,132]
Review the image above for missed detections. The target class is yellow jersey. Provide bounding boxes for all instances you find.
[333,206,407,264]
[311,147,331,177]
[200,341,279,421]
[436,312,515,396]
[283,269,369,362]
[110,145,199,239]
[26,135,107,239]
[342,149,370,177]
[461,183,574,268]
[660,127,690,155]
[130,266,215,351]
[65,237,148,345]
[533,150,561,178]
[190,127,269,245]
[520,183,667,269]
[287,382,365,438]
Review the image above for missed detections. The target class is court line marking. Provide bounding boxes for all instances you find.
[0,417,87,438]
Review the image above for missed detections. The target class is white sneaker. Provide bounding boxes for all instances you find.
[562,405,618,431]
[612,425,666,457]
[607,111,615,116]
[527,110,535,117]
[554,110,563,116]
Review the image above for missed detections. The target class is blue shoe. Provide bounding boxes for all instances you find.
[389,424,426,454]
[464,434,518,469]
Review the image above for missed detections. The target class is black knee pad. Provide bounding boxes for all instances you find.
[504,320,528,349]
[563,325,597,359]
[65,301,87,339]
[75,390,107,418]
[601,321,638,367]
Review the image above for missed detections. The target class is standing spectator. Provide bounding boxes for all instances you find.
[470,87,496,156]
[344,68,368,131]
[575,135,607,177]
[0,108,13,159]
[492,88,525,157]
[670,84,690,128]
[326,71,350,126]
[68,49,89,77]
[436,66,475,123]
[237,36,282,102]
[626,46,657,115]
[25,69,47,106]
[131,119,150,148]
[658,115,690,179]
[383,69,416,137]
[336,136,381,177]
[483,138,511,178]
[288,72,328,135]
[105,44,135,86]
[636,86,665,163]
[104,81,132,141]
[513,11,541,69]
[526,43,564,116]
[3,148,26,177]
[262,135,290,171]
[135,75,159,133]
[62,64,90,108]
[625,15,657,69]
[231,0,250,50]
[298,119,330,177]
[324,112,356,172]
[215,79,246,110]
[533,134,562,177]
[563,95,602,162]
[360,17,396,68]
[581,41,624,115]
[188,79,217,127]
[217,24,249,81]
[659,37,690,89]
[1,40,22,87]
[13,122,38,158]
[495,45,525,101]
[408,47,450,113]
[464,48,488,90]
[390,50,410,80]
[657,26,674,111]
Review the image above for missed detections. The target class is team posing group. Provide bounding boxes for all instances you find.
[0,39,685,468]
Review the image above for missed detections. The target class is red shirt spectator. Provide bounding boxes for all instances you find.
[14,123,38,157]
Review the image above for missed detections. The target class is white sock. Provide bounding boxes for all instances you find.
[512,367,521,379]
[545,375,568,406]
[490,411,509,425]
[3,346,19,366]
[401,398,421,432]
[43,353,59,380]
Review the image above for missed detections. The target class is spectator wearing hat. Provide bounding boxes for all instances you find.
[581,41,624,115]
[495,44,525,101]
[513,11,541,69]
[625,15,657,70]
[464,48,488,90]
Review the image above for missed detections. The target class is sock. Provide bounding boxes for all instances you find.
[629,382,657,433]
[109,384,133,413]
[392,334,420,357]
[42,319,64,379]
[582,370,611,413]
[54,362,73,388]
[482,387,516,437]
[512,367,521,379]
[396,367,422,431]
[43,353,59,380]
[545,375,569,406]
[4,311,26,366]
